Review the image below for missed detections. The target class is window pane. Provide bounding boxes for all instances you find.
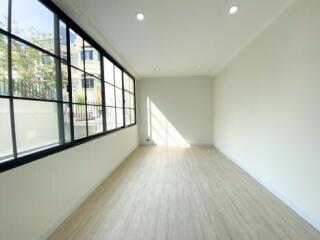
[86,75,101,105]
[106,107,116,130]
[14,100,59,156]
[114,66,122,88]
[61,63,69,101]
[70,29,84,70]
[124,91,129,108]
[0,99,13,162]
[73,104,87,139]
[87,105,103,135]
[129,78,134,93]
[125,108,130,126]
[116,108,123,128]
[71,67,85,103]
[124,91,134,108]
[123,73,129,91]
[0,34,8,96]
[130,109,135,124]
[115,88,123,107]
[60,21,68,61]
[0,0,8,31]
[12,40,57,100]
[84,41,100,77]
[63,104,71,142]
[12,0,55,53]
[130,94,135,108]
[105,83,115,106]
[124,73,134,93]
[104,57,114,84]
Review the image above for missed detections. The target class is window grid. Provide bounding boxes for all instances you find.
[0,0,136,172]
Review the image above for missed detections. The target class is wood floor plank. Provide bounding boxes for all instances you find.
[49,146,320,240]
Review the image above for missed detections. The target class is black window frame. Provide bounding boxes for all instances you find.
[0,0,136,173]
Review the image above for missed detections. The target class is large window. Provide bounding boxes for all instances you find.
[0,0,136,171]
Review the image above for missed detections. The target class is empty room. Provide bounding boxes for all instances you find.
[0,0,320,239]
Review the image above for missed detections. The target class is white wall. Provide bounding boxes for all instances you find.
[212,0,320,231]
[0,126,138,240]
[138,77,213,146]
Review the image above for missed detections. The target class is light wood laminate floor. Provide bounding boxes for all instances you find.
[49,146,320,240]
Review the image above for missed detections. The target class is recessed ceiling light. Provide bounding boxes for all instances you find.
[136,12,144,21]
[197,65,201,69]
[155,67,160,71]
[229,6,238,15]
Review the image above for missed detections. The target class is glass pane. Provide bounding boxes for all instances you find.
[123,72,129,91]
[116,108,123,128]
[0,99,13,162]
[105,83,115,106]
[14,100,59,156]
[0,34,8,96]
[106,107,116,130]
[12,40,57,100]
[115,88,123,107]
[124,91,129,108]
[73,104,87,139]
[130,94,135,108]
[104,57,114,84]
[12,0,55,53]
[114,66,122,88]
[125,108,130,126]
[61,63,69,101]
[86,75,101,105]
[70,29,84,70]
[124,91,134,108]
[129,78,134,93]
[124,73,134,93]
[130,109,135,124]
[0,0,8,31]
[87,105,103,135]
[60,21,67,61]
[71,67,85,103]
[63,104,71,142]
[84,41,101,77]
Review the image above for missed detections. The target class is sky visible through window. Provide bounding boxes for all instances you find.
[12,0,53,33]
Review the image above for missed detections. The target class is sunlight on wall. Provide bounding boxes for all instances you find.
[147,97,190,147]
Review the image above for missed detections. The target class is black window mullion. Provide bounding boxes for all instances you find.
[121,71,125,127]
[0,28,65,64]
[68,64,101,80]
[54,15,65,144]
[133,78,136,124]
[66,26,74,141]
[101,56,106,132]
[113,65,117,127]
[7,0,17,158]
[83,39,89,136]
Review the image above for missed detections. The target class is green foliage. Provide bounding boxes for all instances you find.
[0,15,57,98]
[75,90,85,104]
[10,25,56,99]
[0,34,8,95]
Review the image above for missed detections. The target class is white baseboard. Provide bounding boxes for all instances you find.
[38,147,138,240]
[213,146,320,232]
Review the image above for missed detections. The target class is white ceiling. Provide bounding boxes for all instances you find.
[53,0,295,78]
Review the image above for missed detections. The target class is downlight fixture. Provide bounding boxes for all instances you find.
[229,6,238,15]
[136,12,145,21]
